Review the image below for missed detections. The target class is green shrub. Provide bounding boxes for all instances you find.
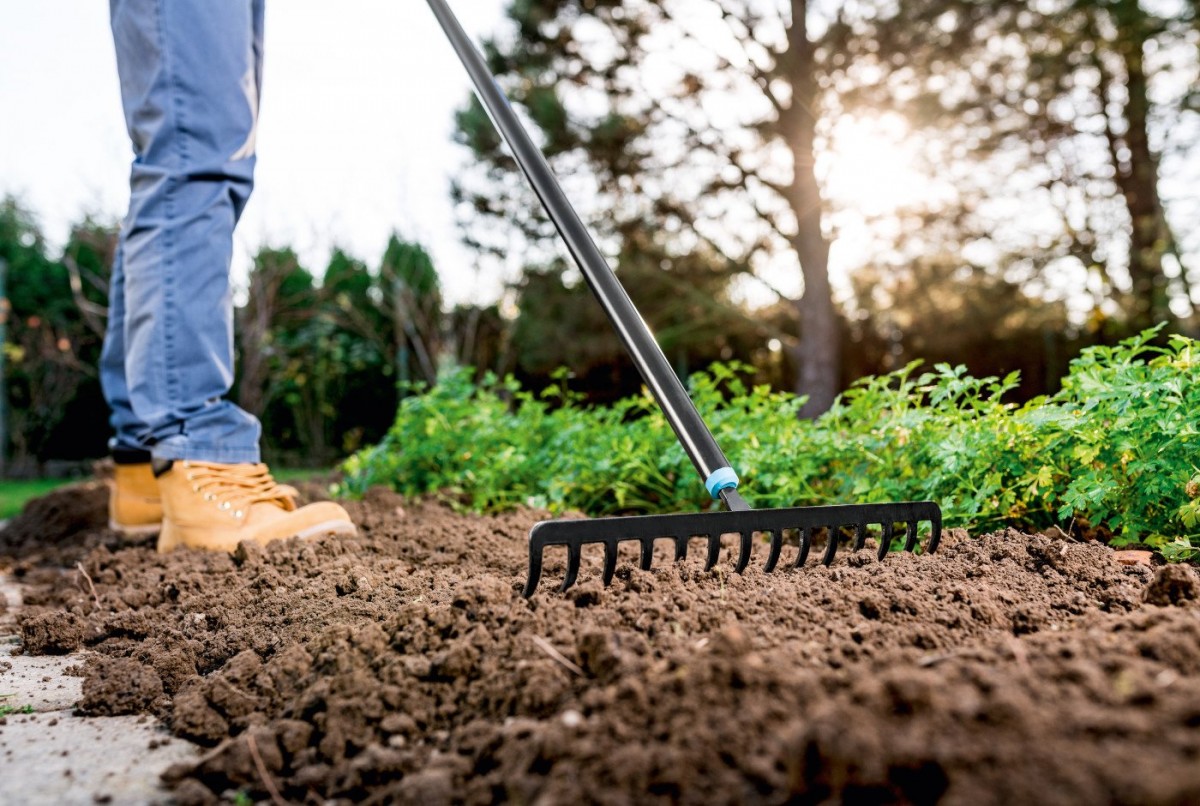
[342,328,1199,556]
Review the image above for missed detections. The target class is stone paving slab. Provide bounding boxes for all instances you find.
[0,572,202,805]
[0,645,83,711]
[0,711,197,805]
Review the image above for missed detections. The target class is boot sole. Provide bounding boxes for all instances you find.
[157,519,358,553]
[294,520,360,541]
[109,519,162,537]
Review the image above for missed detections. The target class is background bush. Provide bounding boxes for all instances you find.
[344,328,1199,558]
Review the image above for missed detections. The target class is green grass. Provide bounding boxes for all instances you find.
[273,467,330,483]
[0,695,35,717]
[0,478,70,520]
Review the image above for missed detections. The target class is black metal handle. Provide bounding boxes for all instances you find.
[426,0,736,490]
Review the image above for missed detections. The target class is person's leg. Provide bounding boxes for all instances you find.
[102,133,167,536]
[109,0,264,464]
[107,0,354,550]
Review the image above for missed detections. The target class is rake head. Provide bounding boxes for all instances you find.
[523,500,941,597]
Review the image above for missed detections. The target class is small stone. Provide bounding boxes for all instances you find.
[710,623,751,656]
[560,709,583,728]
[1113,550,1154,567]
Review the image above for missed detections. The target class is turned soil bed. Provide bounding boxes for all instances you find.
[3,482,1200,805]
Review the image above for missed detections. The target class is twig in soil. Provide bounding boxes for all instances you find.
[916,648,987,668]
[917,651,959,668]
[245,732,289,806]
[531,635,584,676]
[74,562,100,609]
[1052,525,1077,542]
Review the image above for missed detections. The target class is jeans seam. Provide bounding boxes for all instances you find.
[159,0,181,411]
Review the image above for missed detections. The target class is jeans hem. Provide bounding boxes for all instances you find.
[151,443,261,464]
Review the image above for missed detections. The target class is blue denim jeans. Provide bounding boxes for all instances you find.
[102,0,266,463]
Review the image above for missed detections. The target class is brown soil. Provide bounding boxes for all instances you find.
[4,482,1200,805]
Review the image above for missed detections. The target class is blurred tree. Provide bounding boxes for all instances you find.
[453,0,853,416]
[840,0,1199,331]
[846,254,1084,399]
[237,247,316,421]
[379,234,443,386]
[61,220,113,342]
[0,199,112,473]
[318,248,396,456]
[445,301,510,378]
[453,0,1199,414]
[51,219,118,462]
[510,221,796,399]
[0,202,447,470]
[237,240,441,464]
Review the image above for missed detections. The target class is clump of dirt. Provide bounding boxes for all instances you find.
[0,481,131,567]
[1143,564,1199,606]
[18,609,90,654]
[78,655,165,716]
[9,489,1200,805]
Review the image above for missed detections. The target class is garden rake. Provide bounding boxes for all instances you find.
[427,0,942,597]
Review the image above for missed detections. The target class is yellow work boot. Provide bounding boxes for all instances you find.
[108,449,163,536]
[154,460,357,553]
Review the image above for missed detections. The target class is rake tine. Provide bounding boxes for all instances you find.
[522,501,942,596]
[639,538,654,571]
[821,526,839,567]
[735,532,753,573]
[853,522,868,550]
[927,511,944,553]
[794,527,813,568]
[602,540,618,586]
[877,521,894,561]
[524,545,544,599]
[764,531,782,573]
[704,534,720,571]
[560,542,582,592]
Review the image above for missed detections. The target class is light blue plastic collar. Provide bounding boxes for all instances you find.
[704,466,739,499]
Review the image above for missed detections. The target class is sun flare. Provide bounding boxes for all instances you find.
[820,113,934,217]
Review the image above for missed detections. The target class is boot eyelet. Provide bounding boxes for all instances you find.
[234,510,244,519]
[203,493,215,501]
[192,484,201,493]
[183,461,191,468]
[219,502,231,510]
[186,473,195,481]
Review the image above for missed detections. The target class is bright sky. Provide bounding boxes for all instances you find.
[0,0,509,305]
[1,0,938,313]
[9,3,1191,320]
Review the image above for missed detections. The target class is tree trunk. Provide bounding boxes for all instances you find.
[1106,1,1172,329]
[782,0,839,418]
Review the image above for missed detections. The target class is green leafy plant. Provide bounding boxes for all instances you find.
[0,696,35,717]
[343,328,1199,556]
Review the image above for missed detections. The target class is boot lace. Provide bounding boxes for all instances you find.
[182,462,295,519]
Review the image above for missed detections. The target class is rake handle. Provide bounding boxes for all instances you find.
[426,0,741,501]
